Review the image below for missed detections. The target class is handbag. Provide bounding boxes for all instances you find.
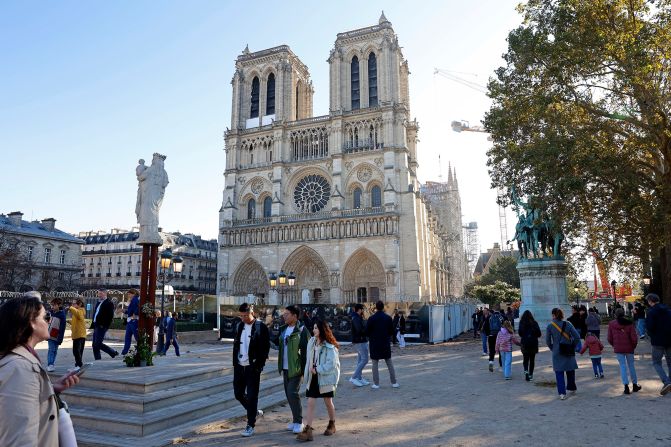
[552,322,575,357]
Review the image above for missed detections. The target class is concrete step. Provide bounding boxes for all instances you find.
[75,389,288,447]
[69,374,285,436]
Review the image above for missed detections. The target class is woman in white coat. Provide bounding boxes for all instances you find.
[0,294,80,446]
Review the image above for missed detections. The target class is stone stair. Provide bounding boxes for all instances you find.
[54,354,287,447]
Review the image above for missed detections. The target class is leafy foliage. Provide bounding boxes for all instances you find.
[471,281,521,306]
[479,256,521,288]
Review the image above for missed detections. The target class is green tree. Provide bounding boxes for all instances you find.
[480,256,521,288]
[485,0,671,302]
[472,281,521,306]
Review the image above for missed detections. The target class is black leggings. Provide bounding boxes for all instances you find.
[523,351,536,375]
[72,338,85,367]
[488,335,502,366]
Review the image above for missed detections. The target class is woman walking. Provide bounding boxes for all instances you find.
[518,310,541,381]
[495,320,519,380]
[546,308,580,400]
[296,319,341,442]
[0,294,80,446]
[607,308,641,394]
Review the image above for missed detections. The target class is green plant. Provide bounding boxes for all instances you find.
[123,347,137,367]
[137,332,154,366]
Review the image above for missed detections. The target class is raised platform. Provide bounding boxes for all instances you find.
[50,346,285,447]
[518,258,571,329]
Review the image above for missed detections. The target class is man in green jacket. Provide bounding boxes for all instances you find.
[276,305,309,434]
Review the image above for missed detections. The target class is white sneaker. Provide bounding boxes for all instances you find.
[47,365,55,372]
[67,366,80,374]
[568,390,576,396]
[256,409,264,418]
[240,425,254,437]
[360,377,370,385]
[392,383,400,388]
[371,384,380,389]
[351,378,364,387]
[559,394,566,400]
[287,422,295,431]
[292,423,304,434]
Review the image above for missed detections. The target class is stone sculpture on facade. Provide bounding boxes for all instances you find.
[509,186,564,259]
[136,153,169,244]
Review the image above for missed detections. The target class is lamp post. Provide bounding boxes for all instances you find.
[270,270,296,305]
[642,274,651,298]
[611,279,617,311]
[156,249,183,354]
[574,285,580,307]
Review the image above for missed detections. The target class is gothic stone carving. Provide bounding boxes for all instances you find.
[357,165,373,182]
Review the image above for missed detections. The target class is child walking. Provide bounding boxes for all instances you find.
[495,320,520,380]
[69,298,87,370]
[580,331,604,378]
[47,298,67,372]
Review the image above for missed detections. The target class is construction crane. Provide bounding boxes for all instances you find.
[435,68,508,249]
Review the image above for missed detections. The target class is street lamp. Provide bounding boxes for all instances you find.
[642,273,651,298]
[574,285,580,306]
[156,249,183,354]
[611,279,617,310]
[270,270,296,305]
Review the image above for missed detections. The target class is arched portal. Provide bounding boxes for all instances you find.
[281,245,330,303]
[342,248,385,303]
[231,257,269,298]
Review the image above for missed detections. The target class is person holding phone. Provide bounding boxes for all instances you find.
[0,292,80,446]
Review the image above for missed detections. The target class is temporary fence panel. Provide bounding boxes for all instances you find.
[429,305,445,343]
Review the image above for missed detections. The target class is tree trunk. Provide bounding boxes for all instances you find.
[661,243,670,305]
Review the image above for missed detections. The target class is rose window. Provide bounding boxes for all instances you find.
[293,174,331,213]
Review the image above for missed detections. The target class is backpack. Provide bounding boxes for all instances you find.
[489,313,503,333]
[236,319,263,342]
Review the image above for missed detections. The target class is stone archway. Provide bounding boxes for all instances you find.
[231,257,269,298]
[342,248,386,303]
[281,245,330,303]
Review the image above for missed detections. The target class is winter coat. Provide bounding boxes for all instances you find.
[645,304,671,347]
[68,306,87,339]
[233,318,270,371]
[607,317,638,354]
[580,334,604,357]
[304,338,340,394]
[568,312,587,338]
[546,319,580,372]
[0,346,59,447]
[91,298,114,329]
[366,310,394,360]
[585,312,601,332]
[495,327,518,352]
[393,314,406,335]
[47,309,66,345]
[276,323,309,378]
[350,311,367,343]
[518,320,541,354]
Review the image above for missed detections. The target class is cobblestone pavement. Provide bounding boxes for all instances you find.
[172,332,671,447]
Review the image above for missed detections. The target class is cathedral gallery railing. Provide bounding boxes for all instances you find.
[229,206,390,227]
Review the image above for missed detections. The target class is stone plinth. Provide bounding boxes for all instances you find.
[518,258,571,330]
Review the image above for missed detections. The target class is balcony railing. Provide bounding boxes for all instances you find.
[229,206,392,228]
[342,139,384,153]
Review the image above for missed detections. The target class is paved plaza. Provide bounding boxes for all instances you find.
[35,329,670,447]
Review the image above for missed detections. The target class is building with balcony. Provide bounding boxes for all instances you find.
[78,229,217,294]
[218,14,466,304]
[0,211,84,292]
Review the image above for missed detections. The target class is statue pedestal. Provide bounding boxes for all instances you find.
[518,258,571,330]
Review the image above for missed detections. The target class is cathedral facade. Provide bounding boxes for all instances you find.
[218,14,465,304]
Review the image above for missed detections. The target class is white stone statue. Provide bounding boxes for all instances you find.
[136,153,169,244]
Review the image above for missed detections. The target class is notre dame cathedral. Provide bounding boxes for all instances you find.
[217,13,466,304]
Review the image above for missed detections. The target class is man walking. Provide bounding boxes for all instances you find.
[484,305,506,372]
[121,289,140,356]
[366,300,399,389]
[645,294,671,395]
[91,289,118,360]
[163,312,180,356]
[233,303,270,437]
[276,305,309,434]
[349,303,370,387]
[479,308,489,356]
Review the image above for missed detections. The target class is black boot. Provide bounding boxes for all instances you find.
[624,384,631,395]
[632,383,642,392]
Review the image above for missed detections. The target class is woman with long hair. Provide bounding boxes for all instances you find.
[518,310,542,381]
[296,319,341,442]
[0,294,80,446]
[546,307,580,400]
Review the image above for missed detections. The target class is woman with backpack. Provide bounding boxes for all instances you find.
[546,308,581,400]
[518,310,542,382]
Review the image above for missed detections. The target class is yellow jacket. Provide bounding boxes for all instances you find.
[69,306,87,339]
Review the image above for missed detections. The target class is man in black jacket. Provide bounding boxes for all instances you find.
[91,289,118,360]
[645,294,671,395]
[233,303,270,437]
[349,303,369,387]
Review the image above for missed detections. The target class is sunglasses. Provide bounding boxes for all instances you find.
[44,312,51,323]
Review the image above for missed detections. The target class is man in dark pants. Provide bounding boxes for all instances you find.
[121,289,140,356]
[233,303,270,437]
[276,304,309,434]
[91,289,118,360]
[484,305,506,372]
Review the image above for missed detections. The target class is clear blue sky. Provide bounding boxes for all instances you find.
[1,0,522,248]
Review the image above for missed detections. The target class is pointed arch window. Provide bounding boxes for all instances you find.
[371,185,381,207]
[266,73,275,115]
[247,198,256,219]
[250,77,260,118]
[351,56,360,110]
[368,52,378,107]
[263,196,272,218]
[353,188,362,209]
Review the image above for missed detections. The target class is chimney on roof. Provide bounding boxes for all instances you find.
[41,218,56,232]
[8,211,23,227]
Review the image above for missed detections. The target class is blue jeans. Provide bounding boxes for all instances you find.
[481,333,488,354]
[501,351,512,378]
[555,370,576,395]
[352,342,369,380]
[651,345,671,386]
[92,325,117,360]
[590,357,603,376]
[164,337,180,356]
[47,340,59,366]
[121,319,139,355]
[636,319,646,338]
[616,353,638,385]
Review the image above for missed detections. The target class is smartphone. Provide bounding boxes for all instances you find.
[72,363,92,377]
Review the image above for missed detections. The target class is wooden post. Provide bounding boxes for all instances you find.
[138,243,159,348]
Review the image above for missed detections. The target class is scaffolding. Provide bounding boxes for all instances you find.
[463,222,480,275]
